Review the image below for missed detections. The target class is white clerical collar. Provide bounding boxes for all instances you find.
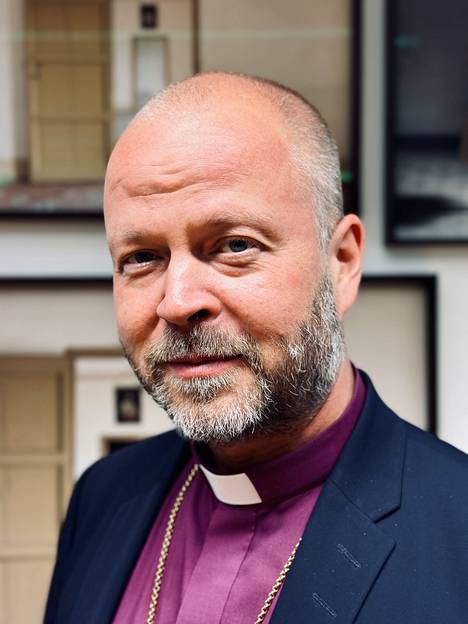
[199,464,262,505]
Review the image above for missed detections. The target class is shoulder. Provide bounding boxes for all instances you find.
[361,370,468,477]
[70,429,188,529]
[402,419,468,496]
[355,371,468,513]
[368,386,468,524]
[78,429,187,497]
[84,429,185,480]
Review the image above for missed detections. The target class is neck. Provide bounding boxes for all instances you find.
[207,359,355,473]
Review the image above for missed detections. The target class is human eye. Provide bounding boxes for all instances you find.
[217,237,259,254]
[119,250,162,274]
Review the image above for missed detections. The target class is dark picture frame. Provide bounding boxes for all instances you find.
[116,387,141,423]
[385,0,468,244]
[140,4,159,30]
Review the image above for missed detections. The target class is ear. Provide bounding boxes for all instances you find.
[327,214,365,317]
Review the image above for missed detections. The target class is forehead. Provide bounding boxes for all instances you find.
[106,100,296,195]
[103,99,315,246]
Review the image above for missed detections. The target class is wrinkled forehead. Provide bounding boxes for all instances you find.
[104,99,296,201]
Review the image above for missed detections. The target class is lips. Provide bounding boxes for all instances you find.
[168,354,235,365]
[165,354,241,379]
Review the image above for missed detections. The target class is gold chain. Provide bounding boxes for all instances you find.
[146,463,301,624]
[253,538,301,624]
[146,464,200,624]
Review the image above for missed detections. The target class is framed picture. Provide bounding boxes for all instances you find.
[344,275,437,433]
[116,387,141,423]
[385,0,468,243]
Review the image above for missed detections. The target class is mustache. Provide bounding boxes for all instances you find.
[143,325,263,372]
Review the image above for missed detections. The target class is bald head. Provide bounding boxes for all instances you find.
[122,72,344,246]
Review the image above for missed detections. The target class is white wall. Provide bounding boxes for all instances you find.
[0,221,111,277]
[0,286,118,352]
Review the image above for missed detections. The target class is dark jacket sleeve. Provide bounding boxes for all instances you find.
[43,468,91,623]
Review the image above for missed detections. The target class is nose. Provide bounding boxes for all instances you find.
[156,255,222,328]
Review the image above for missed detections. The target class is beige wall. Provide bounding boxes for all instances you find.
[0,0,28,179]
[345,283,427,430]
[0,0,194,175]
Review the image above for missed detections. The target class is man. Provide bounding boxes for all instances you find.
[45,73,468,623]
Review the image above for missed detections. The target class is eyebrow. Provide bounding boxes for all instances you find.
[112,229,149,245]
[110,210,279,248]
[192,211,277,235]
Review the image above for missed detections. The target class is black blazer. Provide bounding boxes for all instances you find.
[45,373,468,623]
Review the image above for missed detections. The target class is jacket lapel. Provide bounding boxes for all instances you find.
[68,437,190,624]
[269,481,395,624]
[271,374,406,624]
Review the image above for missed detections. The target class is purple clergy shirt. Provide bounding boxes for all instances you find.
[113,371,366,624]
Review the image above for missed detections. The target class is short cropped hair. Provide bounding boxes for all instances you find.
[137,72,344,248]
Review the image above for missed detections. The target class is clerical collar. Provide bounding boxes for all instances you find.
[193,369,366,506]
[199,465,262,505]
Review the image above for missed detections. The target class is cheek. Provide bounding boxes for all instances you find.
[221,265,316,337]
[114,286,156,352]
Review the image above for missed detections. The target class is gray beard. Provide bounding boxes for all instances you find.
[125,274,344,444]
